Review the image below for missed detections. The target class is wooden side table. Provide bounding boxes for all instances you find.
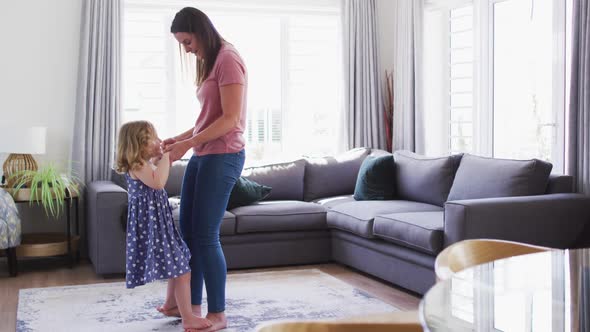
[10,188,80,274]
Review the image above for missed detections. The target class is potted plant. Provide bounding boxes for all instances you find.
[7,163,81,219]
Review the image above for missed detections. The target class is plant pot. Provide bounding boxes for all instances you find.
[9,188,78,202]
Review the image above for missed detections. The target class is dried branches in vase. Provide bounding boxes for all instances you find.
[384,70,394,152]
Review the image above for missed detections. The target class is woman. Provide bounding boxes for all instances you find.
[160,7,247,332]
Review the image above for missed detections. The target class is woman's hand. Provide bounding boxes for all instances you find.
[165,140,191,162]
[161,137,177,150]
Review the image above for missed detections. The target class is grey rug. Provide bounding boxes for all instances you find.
[17,269,396,332]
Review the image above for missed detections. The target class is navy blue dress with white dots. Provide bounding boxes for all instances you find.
[125,173,191,289]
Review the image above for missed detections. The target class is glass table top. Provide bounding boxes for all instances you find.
[420,248,590,332]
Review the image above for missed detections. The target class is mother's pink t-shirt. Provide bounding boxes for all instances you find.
[193,43,247,156]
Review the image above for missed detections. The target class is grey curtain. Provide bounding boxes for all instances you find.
[343,0,385,150]
[392,0,424,153]
[72,0,122,183]
[568,0,590,195]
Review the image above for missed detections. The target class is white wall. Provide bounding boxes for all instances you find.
[0,0,81,173]
[0,1,82,239]
[376,0,395,76]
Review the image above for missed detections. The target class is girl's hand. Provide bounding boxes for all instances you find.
[161,137,177,150]
[165,141,191,162]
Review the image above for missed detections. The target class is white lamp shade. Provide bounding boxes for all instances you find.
[0,126,47,154]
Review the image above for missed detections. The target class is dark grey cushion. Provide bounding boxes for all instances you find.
[169,196,236,236]
[227,177,272,210]
[448,154,553,201]
[232,201,327,233]
[327,200,443,238]
[165,160,189,197]
[242,159,306,201]
[393,151,462,206]
[304,148,370,201]
[110,169,127,189]
[546,174,574,194]
[354,155,396,200]
[111,160,187,196]
[373,211,444,255]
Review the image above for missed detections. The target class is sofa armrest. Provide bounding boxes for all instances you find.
[86,181,128,274]
[444,193,590,249]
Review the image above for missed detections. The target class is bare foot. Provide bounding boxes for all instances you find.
[197,312,227,332]
[182,314,212,331]
[156,305,181,318]
[157,304,202,318]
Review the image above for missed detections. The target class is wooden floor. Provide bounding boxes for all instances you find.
[0,258,420,332]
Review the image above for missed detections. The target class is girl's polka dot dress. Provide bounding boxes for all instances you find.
[125,173,191,288]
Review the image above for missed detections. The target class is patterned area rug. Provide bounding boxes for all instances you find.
[17,269,397,331]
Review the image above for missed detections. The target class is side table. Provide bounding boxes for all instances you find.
[10,188,80,274]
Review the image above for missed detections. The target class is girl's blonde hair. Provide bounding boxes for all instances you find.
[115,121,157,173]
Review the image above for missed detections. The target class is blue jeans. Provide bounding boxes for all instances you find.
[179,150,245,312]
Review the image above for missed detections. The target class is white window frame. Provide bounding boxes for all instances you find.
[477,0,566,172]
[424,0,474,156]
[122,0,342,165]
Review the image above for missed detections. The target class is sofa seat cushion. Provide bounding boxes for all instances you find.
[231,201,327,234]
[327,200,443,238]
[313,195,356,209]
[373,211,444,255]
[169,197,236,236]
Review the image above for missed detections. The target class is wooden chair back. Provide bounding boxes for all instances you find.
[435,239,549,281]
[256,311,423,332]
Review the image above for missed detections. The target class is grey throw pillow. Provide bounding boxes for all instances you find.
[393,151,463,206]
[447,154,553,201]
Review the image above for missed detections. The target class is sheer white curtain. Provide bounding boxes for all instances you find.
[342,0,385,150]
[73,0,122,183]
[392,0,424,153]
[568,0,590,195]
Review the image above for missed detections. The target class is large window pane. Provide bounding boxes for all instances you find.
[123,3,342,166]
[493,0,555,162]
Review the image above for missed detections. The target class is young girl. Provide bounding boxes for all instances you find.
[115,121,211,332]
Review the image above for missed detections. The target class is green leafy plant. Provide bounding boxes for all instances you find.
[7,163,81,219]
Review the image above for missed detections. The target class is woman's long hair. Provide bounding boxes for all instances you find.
[171,7,223,86]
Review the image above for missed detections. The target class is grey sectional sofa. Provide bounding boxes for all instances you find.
[86,148,590,294]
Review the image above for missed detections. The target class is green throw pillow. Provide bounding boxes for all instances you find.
[354,155,395,200]
[227,177,272,210]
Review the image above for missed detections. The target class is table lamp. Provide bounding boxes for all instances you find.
[0,126,47,186]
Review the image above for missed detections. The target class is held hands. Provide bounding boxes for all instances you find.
[161,137,177,150]
[163,140,191,162]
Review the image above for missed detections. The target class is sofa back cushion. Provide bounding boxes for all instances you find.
[110,161,188,196]
[304,148,370,201]
[242,159,306,201]
[164,160,189,196]
[393,151,462,206]
[447,154,553,201]
[546,174,574,194]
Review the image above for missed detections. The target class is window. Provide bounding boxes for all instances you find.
[122,1,343,166]
[424,1,475,156]
[424,0,568,172]
[449,5,474,154]
[491,0,562,165]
